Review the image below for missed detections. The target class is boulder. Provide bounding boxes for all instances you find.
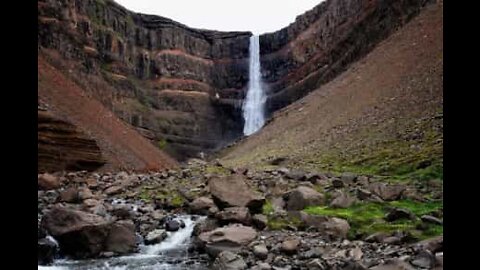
[356,188,372,200]
[421,215,443,225]
[59,187,80,203]
[83,199,101,208]
[215,207,252,225]
[331,178,344,188]
[189,197,217,215]
[38,236,59,265]
[329,191,356,208]
[104,185,123,196]
[212,251,247,270]
[78,187,94,200]
[105,220,136,254]
[368,183,406,201]
[365,232,389,243]
[111,204,133,219]
[300,212,350,239]
[193,218,219,236]
[253,244,269,259]
[285,170,306,181]
[209,174,265,213]
[165,219,181,232]
[415,235,443,253]
[198,224,257,256]
[341,173,357,185]
[410,249,436,269]
[252,214,268,230]
[385,208,415,222]
[281,238,301,254]
[38,173,61,190]
[284,186,325,211]
[41,206,112,258]
[145,229,168,245]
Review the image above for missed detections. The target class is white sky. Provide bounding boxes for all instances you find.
[114,0,324,34]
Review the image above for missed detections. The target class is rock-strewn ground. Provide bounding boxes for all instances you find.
[38,159,443,269]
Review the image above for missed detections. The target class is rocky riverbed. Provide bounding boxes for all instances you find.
[38,159,443,269]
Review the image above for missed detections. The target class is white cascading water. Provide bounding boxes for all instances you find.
[141,216,199,255]
[242,35,266,136]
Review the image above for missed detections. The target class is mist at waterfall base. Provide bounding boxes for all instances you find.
[242,35,267,136]
[38,215,208,270]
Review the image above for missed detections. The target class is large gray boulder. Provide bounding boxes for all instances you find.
[368,183,406,201]
[215,207,252,226]
[40,206,136,258]
[300,212,350,239]
[209,174,265,213]
[284,186,325,211]
[198,224,257,256]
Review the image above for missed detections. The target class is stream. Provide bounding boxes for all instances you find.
[38,215,209,270]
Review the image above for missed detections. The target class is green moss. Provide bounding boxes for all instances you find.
[157,139,168,150]
[267,215,302,231]
[389,200,443,216]
[262,200,274,216]
[205,165,230,176]
[304,200,443,240]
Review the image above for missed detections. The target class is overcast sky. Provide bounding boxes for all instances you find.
[114,0,324,34]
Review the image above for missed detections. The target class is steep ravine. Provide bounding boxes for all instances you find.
[38,0,435,166]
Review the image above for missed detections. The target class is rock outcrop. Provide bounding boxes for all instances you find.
[38,0,251,160]
[260,0,434,115]
[38,109,106,173]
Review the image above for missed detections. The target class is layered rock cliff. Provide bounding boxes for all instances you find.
[38,109,106,173]
[260,0,434,115]
[38,0,251,160]
[38,0,434,162]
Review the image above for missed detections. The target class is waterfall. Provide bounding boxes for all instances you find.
[242,35,266,136]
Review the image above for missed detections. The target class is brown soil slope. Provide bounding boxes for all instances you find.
[221,3,443,180]
[38,55,178,172]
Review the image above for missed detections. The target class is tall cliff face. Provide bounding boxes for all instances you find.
[38,0,251,160]
[259,0,433,115]
[38,0,434,162]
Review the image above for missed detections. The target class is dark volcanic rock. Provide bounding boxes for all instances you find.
[105,220,136,254]
[38,236,59,265]
[41,206,112,258]
[385,208,415,222]
[165,219,181,232]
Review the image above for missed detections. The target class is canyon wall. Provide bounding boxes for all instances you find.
[260,0,433,115]
[38,0,251,160]
[38,0,434,162]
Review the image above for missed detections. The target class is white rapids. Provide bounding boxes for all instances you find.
[38,216,207,270]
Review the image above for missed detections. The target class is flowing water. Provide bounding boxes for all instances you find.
[243,35,267,136]
[38,216,208,270]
